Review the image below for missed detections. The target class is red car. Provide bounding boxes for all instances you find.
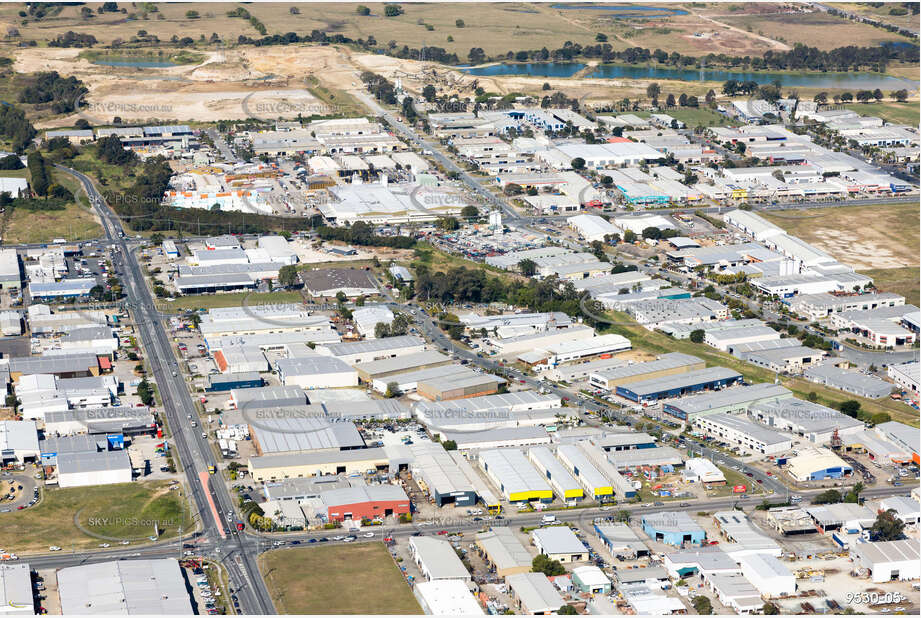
[437,530,449,536]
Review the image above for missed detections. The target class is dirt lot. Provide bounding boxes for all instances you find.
[762,203,920,271]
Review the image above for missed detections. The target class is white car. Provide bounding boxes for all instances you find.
[48,546,62,552]
[99,543,110,548]
[331,535,345,541]
[341,537,355,543]
[120,540,130,545]
[362,532,375,538]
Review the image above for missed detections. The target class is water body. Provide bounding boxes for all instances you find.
[461,62,917,90]
[550,4,688,17]
[91,57,179,68]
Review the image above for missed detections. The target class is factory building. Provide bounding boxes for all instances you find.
[476,528,533,579]
[663,383,792,421]
[786,447,852,482]
[712,511,782,558]
[409,537,472,582]
[527,447,583,501]
[276,356,358,389]
[354,350,452,383]
[589,352,704,391]
[693,413,792,455]
[531,526,589,563]
[414,580,483,616]
[246,447,398,482]
[851,540,920,583]
[642,511,707,546]
[479,448,552,503]
[615,367,743,403]
[317,335,426,365]
[593,523,650,559]
[556,444,613,500]
[410,442,477,507]
[57,559,193,615]
[319,484,410,522]
[0,420,40,463]
[417,373,505,402]
[804,364,895,399]
[506,572,566,615]
[56,450,132,488]
[0,562,33,615]
[683,458,727,486]
[750,398,864,445]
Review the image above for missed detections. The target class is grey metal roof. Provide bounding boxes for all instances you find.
[409,442,475,497]
[231,386,307,409]
[666,383,791,416]
[248,446,390,470]
[643,511,705,534]
[355,350,451,376]
[277,355,354,377]
[251,417,365,454]
[476,527,532,571]
[320,483,407,508]
[528,446,580,494]
[9,353,98,374]
[804,364,894,398]
[699,413,790,446]
[409,536,471,580]
[57,559,193,615]
[506,573,565,614]
[532,526,586,555]
[622,367,742,397]
[445,426,549,447]
[750,398,863,433]
[57,449,131,474]
[39,433,106,456]
[592,352,702,381]
[479,448,550,496]
[322,335,424,358]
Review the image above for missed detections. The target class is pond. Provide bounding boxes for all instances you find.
[460,62,918,90]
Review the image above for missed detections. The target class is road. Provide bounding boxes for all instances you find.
[55,165,275,615]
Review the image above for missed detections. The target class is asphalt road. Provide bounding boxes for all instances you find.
[55,165,275,615]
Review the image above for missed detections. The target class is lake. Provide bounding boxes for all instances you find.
[461,62,918,90]
[550,4,688,17]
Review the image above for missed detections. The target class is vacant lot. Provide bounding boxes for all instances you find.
[260,544,422,614]
[0,480,191,554]
[156,290,305,312]
[842,101,919,127]
[719,11,915,49]
[762,203,920,271]
[1,168,102,244]
[857,266,921,307]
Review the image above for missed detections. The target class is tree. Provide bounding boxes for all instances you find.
[762,602,781,615]
[422,84,436,102]
[872,88,883,102]
[558,605,579,615]
[689,329,705,344]
[570,157,585,170]
[384,4,403,17]
[455,19,465,28]
[844,481,864,504]
[641,226,662,240]
[692,596,712,615]
[891,89,908,102]
[384,381,400,398]
[357,5,370,16]
[623,229,636,244]
[838,400,861,418]
[665,93,676,107]
[870,509,905,541]
[646,82,661,100]
[812,489,842,505]
[814,92,828,104]
[806,391,818,402]
[438,217,459,232]
[532,554,566,577]
[461,205,479,219]
[442,440,457,451]
[185,10,199,19]
[278,265,298,288]
[518,258,537,277]
[678,93,688,106]
[136,378,154,406]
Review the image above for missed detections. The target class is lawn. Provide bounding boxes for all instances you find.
[260,544,422,615]
[762,203,920,271]
[0,481,192,554]
[709,466,764,497]
[599,310,919,427]
[156,290,305,312]
[842,101,920,127]
[856,267,921,307]
[659,107,742,129]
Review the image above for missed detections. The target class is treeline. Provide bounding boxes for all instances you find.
[48,31,98,48]
[18,72,87,114]
[317,222,415,249]
[360,71,398,105]
[0,105,36,153]
[414,265,584,317]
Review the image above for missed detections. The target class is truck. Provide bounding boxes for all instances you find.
[540,514,557,525]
